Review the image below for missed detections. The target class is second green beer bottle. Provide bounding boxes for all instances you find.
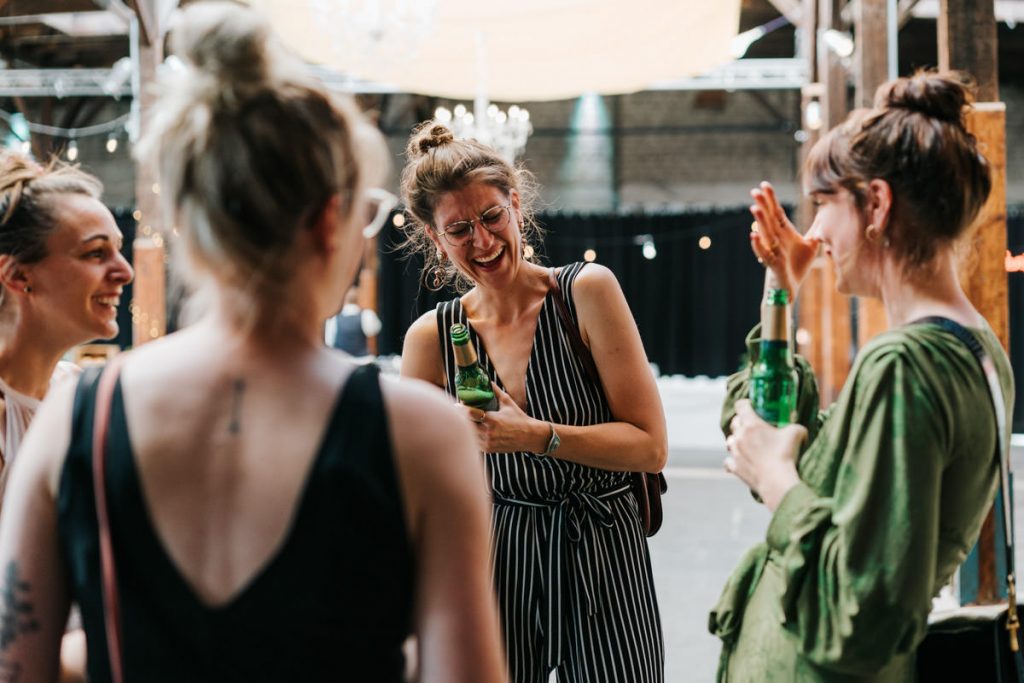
[749,288,798,426]
[450,323,499,411]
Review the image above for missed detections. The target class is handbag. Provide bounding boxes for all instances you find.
[913,317,1023,683]
[546,268,668,537]
[92,354,128,683]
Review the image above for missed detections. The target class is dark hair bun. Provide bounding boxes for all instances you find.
[876,71,972,126]
[407,123,456,159]
[170,1,272,87]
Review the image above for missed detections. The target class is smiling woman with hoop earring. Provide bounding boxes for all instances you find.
[399,122,668,683]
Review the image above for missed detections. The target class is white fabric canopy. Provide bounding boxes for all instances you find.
[246,0,742,101]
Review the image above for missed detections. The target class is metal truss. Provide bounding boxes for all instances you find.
[649,59,809,92]
[0,68,132,98]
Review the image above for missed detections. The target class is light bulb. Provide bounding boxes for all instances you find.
[66,140,78,161]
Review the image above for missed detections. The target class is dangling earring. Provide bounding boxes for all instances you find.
[429,252,446,291]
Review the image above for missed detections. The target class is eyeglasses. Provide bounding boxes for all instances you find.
[362,188,399,239]
[436,204,512,247]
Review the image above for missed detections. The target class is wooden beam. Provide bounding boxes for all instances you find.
[960,102,1008,606]
[127,0,157,46]
[938,0,998,101]
[131,29,165,345]
[855,0,890,108]
[766,0,804,25]
[854,0,893,347]
[937,0,1005,608]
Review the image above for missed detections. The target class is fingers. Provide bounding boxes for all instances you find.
[734,399,757,422]
[760,182,785,227]
[468,408,486,424]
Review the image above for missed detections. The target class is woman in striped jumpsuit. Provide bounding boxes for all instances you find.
[400,122,667,683]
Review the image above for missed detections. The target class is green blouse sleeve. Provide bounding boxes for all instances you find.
[763,341,947,676]
[720,324,828,445]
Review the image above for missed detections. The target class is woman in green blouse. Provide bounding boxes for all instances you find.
[710,71,1015,681]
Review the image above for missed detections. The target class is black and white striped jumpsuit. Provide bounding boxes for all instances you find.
[436,262,664,683]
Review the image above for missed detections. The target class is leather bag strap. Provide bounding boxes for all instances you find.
[547,268,603,394]
[92,354,127,683]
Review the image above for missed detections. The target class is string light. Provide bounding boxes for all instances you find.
[583,248,597,262]
[151,183,160,195]
[66,140,78,161]
[132,209,142,221]
[698,236,712,250]
[642,240,657,260]
[106,133,118,153]
[392,213,405,227]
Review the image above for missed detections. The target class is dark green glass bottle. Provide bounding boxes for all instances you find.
[749,288,798,426]
[450,323,498,411]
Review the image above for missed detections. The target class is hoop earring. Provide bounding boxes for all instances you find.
[428,251,447,291]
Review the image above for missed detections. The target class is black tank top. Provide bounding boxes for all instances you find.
[57,363,413,682]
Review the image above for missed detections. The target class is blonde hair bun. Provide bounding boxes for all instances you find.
[407,123,456,159]
[170,1,274,88]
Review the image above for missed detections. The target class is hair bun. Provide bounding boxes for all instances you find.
[407,123,456,159]
[171,2,273,88]
[877,71,972,126]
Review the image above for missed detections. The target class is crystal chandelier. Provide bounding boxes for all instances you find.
[433,101,533,163]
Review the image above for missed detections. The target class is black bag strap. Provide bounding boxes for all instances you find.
[915,316,1019,652]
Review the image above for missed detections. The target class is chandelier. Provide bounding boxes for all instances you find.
[433,101,533,163]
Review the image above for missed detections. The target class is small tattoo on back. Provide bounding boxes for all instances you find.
[229,378,245,435]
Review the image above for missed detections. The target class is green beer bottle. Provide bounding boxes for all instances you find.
[450,323,498,411]
[749,288,798,426]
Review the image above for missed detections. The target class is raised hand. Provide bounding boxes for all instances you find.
[749,181,820,297]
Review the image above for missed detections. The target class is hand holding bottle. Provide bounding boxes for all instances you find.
[465,383,550,455]
[749,181,820,298]
[725,399,806,511]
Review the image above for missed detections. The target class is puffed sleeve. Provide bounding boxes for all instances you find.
[763,343,948,675]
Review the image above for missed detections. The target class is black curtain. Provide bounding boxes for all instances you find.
[379,208,1024,432]
[377,208,767,377]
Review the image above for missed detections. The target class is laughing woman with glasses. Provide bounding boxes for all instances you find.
[0,5,506,682]
[399,122,668,683]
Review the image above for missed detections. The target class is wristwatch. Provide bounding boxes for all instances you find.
[539,423,561,457]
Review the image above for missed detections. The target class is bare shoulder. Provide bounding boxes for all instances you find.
[400,309,445,386]
[571,262,622,303]
[380,376,471,453]
[15,376,80,498]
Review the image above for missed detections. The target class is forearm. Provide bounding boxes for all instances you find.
[527,419,667,473]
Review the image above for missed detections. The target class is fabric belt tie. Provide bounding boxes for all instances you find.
[494,482,631,668]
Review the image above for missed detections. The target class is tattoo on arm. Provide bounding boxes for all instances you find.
[229,378,245,435]
[0,561,39,652]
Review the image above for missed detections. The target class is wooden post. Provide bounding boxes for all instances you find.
[854,0,893,348]
[937,0,1006,607]
[130,2,166,346]
[796,0,852,405]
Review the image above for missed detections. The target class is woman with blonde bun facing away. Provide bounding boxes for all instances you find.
[0,4,506,682]
[400,123,667,683]
[711,71,1013,681]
